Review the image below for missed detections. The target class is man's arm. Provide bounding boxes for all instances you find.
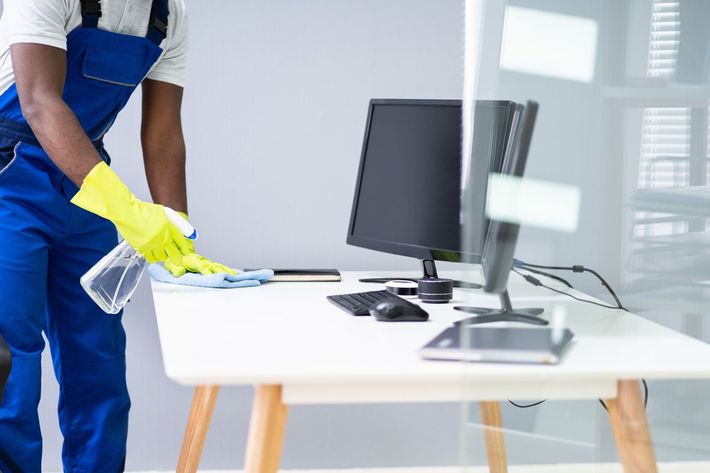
[141,79,237,275]
[11,43,102,185]
[141,78,188,214]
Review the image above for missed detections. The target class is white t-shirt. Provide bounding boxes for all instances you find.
[0,0,188,95]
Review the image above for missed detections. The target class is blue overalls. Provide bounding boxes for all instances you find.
[0,1,169,471]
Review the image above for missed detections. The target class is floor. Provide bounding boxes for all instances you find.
[130,463,710,473]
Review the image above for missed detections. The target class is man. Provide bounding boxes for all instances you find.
[0,0,232,471]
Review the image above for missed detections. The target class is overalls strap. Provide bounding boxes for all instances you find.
[81,0,169,47]
[146,0,170,46]
[80,0,102,29]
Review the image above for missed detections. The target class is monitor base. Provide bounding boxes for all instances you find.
[453,306,547,326]
[358,259,482,289]
[453,290,548,326]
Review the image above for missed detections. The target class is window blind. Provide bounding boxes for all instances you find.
[636,0,687,237]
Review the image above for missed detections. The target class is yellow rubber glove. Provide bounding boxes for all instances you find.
[164,212,237,277]
[71,162,190,264]
[164,252,237,277]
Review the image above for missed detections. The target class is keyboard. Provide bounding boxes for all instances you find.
[327,290,414,316]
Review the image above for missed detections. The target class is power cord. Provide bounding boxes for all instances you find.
[505,260,647,411]
[513,258,627,311]
[508,400,546,408]
[509,380,649,411]
[598,379,649,412]
[515,265,574,289]
[512,268,623,311]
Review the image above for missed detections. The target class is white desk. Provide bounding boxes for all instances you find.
[151,271,710,473]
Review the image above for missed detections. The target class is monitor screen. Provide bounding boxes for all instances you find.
[347,99,517,263]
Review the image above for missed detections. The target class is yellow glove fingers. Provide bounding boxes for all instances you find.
[195,256,215,275]
[165,260,187,277]
[196,256,220,275]
[164,240,183,265]
[157,249,236,277]
[151,248,168,263]
[197,265,214,276]
[175,236,194,255]
[210,262,236,275]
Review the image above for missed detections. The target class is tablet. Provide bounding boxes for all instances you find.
[419,326,574,365]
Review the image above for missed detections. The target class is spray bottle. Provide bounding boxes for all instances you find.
[81,207,197,314]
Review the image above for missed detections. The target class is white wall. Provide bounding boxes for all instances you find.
[35,0,467,470]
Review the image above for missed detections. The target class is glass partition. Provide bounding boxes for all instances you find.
[461,0,710,470]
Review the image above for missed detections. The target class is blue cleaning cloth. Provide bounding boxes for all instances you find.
[149,264,274,288]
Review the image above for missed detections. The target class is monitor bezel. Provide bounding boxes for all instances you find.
[346,98,517,263]
[482,101,539,294]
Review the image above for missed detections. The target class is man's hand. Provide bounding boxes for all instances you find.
[162,213,235,277]
[71,162,191,263]
[164,252,236,277]
[163,231,235,276]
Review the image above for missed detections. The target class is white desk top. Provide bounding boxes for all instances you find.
[151,271,710,404]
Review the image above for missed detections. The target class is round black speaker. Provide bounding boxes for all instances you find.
[417,278,454,304]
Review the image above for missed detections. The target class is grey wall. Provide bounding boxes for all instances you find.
[36,0,467,470]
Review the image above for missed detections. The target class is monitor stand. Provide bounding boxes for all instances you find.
[358,259,482,289]
[453,290,548,326]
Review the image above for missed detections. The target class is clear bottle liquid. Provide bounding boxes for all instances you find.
[81,208,197,315]
[81,240,147,315]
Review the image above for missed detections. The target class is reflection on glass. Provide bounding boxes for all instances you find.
[499,6,598,83]
[461,0,710,470]
[623,0,710,317]
[486,174,581,232]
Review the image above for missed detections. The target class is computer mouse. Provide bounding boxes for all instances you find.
[369,300,429,322]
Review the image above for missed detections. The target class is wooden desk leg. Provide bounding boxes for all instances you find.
[244,385,289,473]
[176,385,220,473]
[479,401,508,473]
[605,380,658,473]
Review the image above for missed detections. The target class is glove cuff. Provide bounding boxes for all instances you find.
[70,162,134,219]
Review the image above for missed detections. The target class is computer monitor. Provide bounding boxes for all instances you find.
[347,99,519,285]
[454,101,547,326]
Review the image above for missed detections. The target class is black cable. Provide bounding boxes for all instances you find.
[598,379,649,412]
[583,267,626,311]
[512,384,649,413]
[512,268,623,311]
[513,258,578,272]
[513,259,628,311]
[514,265,574,288]
[510,379,649,414]
[643,378,649,406]
[508,400,546,408]
[506,263,648,413]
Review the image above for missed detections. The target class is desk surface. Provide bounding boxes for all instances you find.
[151,271,710,404]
